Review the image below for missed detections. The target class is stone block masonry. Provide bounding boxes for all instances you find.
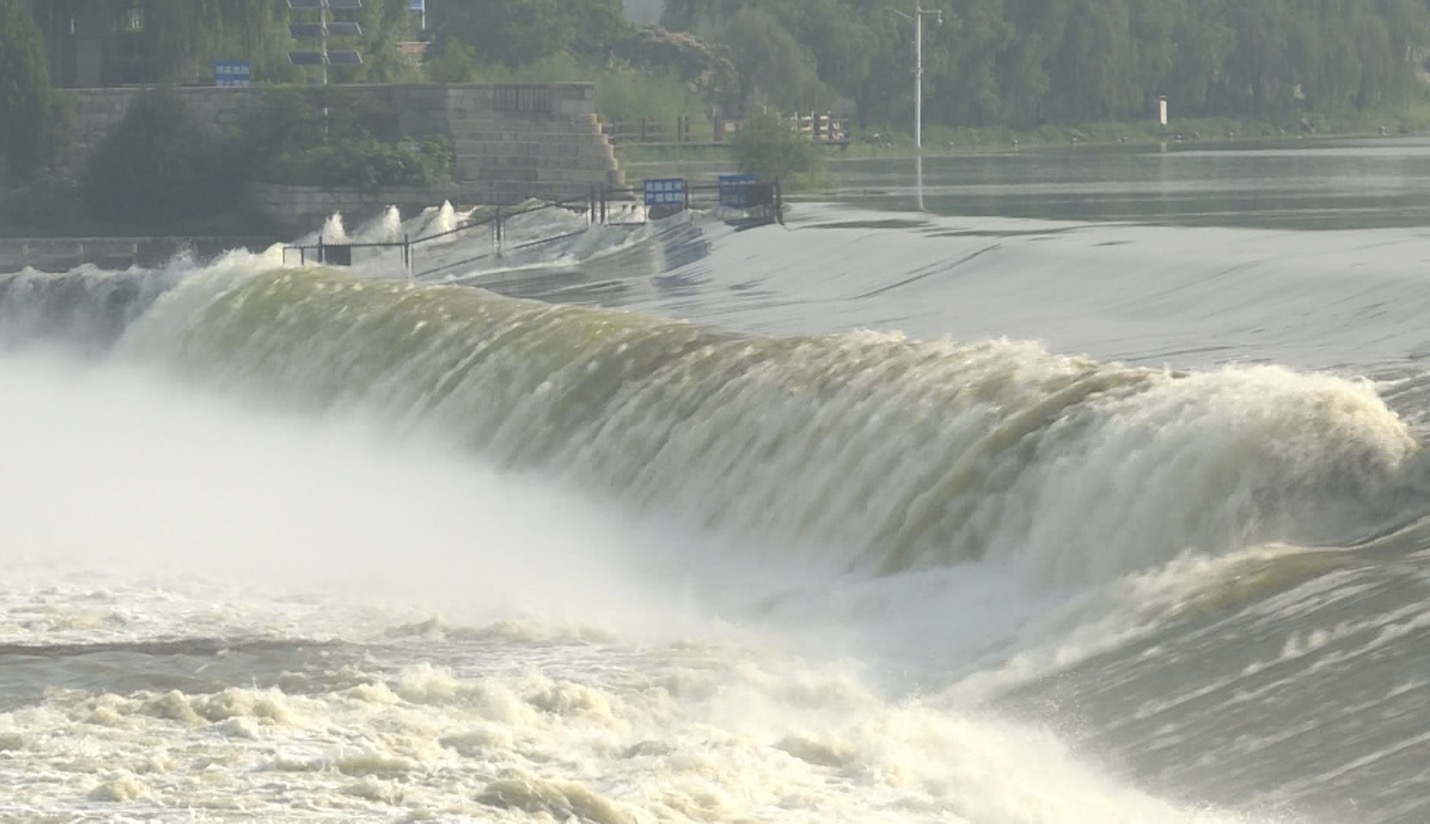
[246,182,483,233]
[56,83,624,228]
[441,84,624,204]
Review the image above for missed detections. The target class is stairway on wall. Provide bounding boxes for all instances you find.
[449,110,625,205]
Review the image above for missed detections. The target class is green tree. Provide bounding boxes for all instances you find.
[431,0,631,69]
[723,7,827,111]
[82,87,238,225]
[731,108,826,187]
[0,0,64,183]
[427,36,481,83]
[1224,0,1293,113]
[789,0,877,99]
[926,0,1010,127]
[1378,0,1430,93]
[115,0,297,84]
[335,0,422,83]
[1166,0,1234,116]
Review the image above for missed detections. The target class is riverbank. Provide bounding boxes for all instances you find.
[619,95,1430,177]
[7,97,1429,247]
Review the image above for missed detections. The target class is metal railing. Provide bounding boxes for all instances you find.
[492,84,552,113]
[281,179,782,279]
[603,112,849,146]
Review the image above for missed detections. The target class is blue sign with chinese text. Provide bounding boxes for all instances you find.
[718,174,759,208]
[643,177,686,207]
[214,60,251,87]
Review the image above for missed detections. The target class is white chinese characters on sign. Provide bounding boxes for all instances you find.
[214,61,252,88]
[643,178,686,206]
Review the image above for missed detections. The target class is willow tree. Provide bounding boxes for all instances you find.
[123,0,295,84]
[430,0,630,69]
[0,0,63,183]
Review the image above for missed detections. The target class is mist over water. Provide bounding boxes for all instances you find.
[2,142,1429,821]
[2,346,1261,823]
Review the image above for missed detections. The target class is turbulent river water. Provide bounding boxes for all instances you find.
[1,138,1428,823]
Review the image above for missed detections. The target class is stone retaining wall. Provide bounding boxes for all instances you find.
[0,236,273,274]
[247,182,482,233]
[55,83,623,220]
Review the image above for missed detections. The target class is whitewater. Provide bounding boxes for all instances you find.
[1,139,1428,823]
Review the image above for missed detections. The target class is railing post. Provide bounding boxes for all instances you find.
[494,207,503,257]
[318,234,324,264]
[403,231,411,276]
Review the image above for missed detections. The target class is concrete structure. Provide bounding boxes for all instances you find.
[57,83,623,227]
[247,182,479,232]
[0,236,273,273]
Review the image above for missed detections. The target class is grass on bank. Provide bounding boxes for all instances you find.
[617,92,1430,180]
[833,92,1430,156]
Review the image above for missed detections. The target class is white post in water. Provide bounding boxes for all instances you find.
[892,6,943,153]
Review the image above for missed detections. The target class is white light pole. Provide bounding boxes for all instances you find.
[890,5,943,153]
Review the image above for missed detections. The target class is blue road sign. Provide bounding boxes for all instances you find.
[410,0,424,10]
[643,178,686,207]
[718,174,759,208]
[214,60,251,87]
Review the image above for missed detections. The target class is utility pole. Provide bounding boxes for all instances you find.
[890,5,943,153]
[320,0,328,85]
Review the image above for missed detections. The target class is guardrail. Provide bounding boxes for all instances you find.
[603,112,849,146]
[281,177,782,279]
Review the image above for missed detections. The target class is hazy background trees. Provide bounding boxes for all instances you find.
[660,0,1430,128]
[10,0,1430,145]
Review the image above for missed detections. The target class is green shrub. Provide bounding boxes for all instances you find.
[233,86,401,155]
[596,65,708,127]
[229,87,450,189]
[265,134,453,191]
[730,109,827,190]
[81,87,240,225]
[427,37,480,83]
[0,171,83,229]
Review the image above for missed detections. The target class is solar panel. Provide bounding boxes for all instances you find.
[327,0,362,8]
[326,50,363,65]
[287,51,325,65]
[288,23,323,38]
[286,0,322,8]
[326,22,362,37]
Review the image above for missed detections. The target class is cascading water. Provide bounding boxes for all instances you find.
[3,145,1430,822]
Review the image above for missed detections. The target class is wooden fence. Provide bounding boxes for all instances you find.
[602,112,849,146]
